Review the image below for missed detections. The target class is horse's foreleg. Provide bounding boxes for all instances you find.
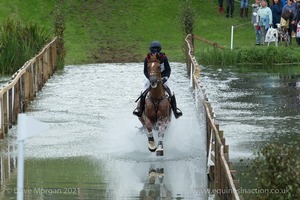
[143,117,156,152]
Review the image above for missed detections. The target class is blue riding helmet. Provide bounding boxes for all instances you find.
[149,41,162,54]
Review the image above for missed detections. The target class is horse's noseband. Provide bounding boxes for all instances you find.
[149,75,158,88]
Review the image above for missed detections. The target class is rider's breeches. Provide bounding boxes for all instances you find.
[143,79,173,95]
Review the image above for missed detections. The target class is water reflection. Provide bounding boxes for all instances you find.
[139,165,171,199]
[0,139,17,199]
[0,76,10,87]
[104,158,205,200]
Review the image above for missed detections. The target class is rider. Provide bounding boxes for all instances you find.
[133,41,183,119]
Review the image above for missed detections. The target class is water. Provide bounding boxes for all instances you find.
[0,63,208,200]
[200,65,300,172]
[0,75,11,87]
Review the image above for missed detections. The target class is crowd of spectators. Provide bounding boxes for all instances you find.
[218,0,300,46]
[251,0,300,45]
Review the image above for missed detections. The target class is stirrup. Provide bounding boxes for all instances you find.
[133,108,142,117]
[174,108,182,119]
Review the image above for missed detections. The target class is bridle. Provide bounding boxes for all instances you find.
[147,58,162,89]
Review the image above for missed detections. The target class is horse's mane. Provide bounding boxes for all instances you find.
[147,53,160,62]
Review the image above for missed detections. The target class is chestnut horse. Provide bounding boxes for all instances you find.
[138,53,171,156]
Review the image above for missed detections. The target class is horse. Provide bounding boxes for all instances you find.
[138,53,171,156]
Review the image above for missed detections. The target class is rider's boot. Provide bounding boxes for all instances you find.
[170,94,182,119]
[133,92,146,117]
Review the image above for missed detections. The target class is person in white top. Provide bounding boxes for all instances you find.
[257,0,273,45]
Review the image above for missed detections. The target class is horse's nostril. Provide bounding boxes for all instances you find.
[150,76,157,83]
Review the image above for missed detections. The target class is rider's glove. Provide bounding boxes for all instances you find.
[162,77,168,83]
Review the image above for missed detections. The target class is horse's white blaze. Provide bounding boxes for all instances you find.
[151,63,154,67]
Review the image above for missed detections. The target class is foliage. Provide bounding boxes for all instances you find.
[2,0,299,64]
[0,17,50,75]
[54,0,66,70]
[243,143,300,200]
[179,0,197,36]
[198,46,300,66]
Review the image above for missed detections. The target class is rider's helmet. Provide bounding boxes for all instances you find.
[149,41,162,54]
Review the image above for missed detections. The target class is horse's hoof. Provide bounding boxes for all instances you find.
[148,140,157,152]
[156,141,164,156]
[148,169,156,184]
[156,149,164,156]
[156,168,164,183]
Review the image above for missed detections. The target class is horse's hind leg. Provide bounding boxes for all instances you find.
[156,104,170,156]
[156,140,164,156]
[156,122,166,156]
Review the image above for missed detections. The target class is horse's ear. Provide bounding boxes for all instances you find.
[147,53,151,60]
[156,53,160,60]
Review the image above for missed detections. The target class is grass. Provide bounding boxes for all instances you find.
[0,0,299,65]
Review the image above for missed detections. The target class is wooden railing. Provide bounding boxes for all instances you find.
[0,37,57,138]
[185,34,242,200]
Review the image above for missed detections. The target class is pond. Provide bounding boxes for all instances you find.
[200,64,300,189]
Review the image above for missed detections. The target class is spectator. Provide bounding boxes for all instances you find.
[252,0,262,45]
[282,0,287,6]
[226,0,234,18]
[271,0,283,28]
[240,0,249,18]
[257,0,273,45]
[294,0,300,45]
[282,0,297,44]
[218,0,224,15]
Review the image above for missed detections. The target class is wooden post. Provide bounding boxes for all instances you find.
[8,89,12,128]
[20,76,25,113]
[0,98,3,139]
[37,56,45,89]
[12,80,20,124]
[2,92,8,135]
[43,52,49,82]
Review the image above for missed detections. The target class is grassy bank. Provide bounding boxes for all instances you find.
[0,0,298,65]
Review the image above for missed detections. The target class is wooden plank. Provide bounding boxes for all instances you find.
[193,35,225,49]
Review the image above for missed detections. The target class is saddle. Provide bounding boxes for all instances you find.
[135,85,171,103]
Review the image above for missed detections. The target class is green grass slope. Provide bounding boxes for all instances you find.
[0,0,274,65]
